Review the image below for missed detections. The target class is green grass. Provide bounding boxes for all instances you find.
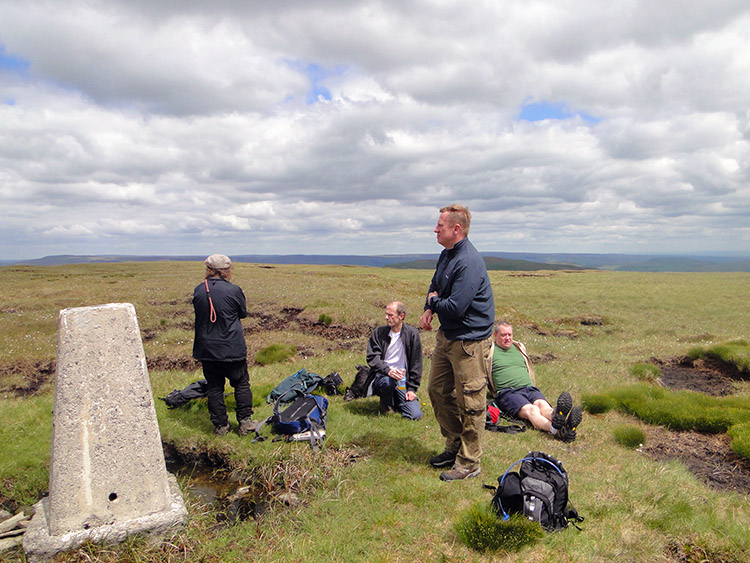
[1,264,750,562]
[582,383,750,456]
[317,313,333,326]
[629,362,660,382]
[454,503,544,553]
[613,424,647,449]
[254,343,298,365]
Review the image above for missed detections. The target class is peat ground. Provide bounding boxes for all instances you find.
[0,307,372,397]
[643,356,750,494]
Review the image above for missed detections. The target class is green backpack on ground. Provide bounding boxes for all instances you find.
[266,368,323,404]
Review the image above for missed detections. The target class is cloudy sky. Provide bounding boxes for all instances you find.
[1,0,748,260]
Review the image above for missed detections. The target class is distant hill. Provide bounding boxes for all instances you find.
[9,254,405,268]
[5,253,750,272]
[612,257,750,272]
[390,256,587,271]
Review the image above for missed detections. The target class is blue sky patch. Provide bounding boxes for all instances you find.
[0,45,30,73]
[520,101,600,124]
[287,60,343,105]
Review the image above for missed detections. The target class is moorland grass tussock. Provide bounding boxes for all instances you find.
[629,362,660,382]
[254,344,297,366]
[581,393,616,414]
[728,422,750,459]
[607,384,731,433]
[613,424,647,449]
[583,381,750,459]
[454,502,544,553]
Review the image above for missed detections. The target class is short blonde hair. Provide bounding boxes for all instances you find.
[440,204,471,235]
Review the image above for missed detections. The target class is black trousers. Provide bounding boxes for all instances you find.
[202,359,253,427]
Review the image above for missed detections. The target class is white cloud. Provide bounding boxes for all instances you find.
[0,0,749,260]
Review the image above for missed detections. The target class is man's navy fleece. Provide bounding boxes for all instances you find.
[424,237,494,341]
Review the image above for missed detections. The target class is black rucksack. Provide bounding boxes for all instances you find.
[485,401,527,434]
[321,372,344,395]
[159,379,209,408]
[344,364,376,399]
[491,451,583,531]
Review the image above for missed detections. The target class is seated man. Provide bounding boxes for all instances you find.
[490,320,581,442]
[364,301,423,420]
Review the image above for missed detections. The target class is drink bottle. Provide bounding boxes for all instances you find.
[397,369,406,392]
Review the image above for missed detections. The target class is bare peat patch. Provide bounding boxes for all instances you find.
[642,356,750,494]
[654,356,749,396]
[245,306,372,351]
[0,360,55,396]
[643,428,750,495]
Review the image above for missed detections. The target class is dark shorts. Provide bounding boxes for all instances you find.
[495,386,547,417]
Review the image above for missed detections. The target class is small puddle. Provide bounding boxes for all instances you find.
[163,442,269,524]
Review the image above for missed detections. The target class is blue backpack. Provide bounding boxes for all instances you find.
[254,394,328,450]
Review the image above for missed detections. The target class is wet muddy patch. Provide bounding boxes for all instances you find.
[162,441,364,527]
[0,356,200,397]
[522,314,607,339]
[163,442,269,525]
[147,355,199,372]
[529,352,557,364]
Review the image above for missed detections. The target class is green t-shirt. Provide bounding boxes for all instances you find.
[492,345,532,391]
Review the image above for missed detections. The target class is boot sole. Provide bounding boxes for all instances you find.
[552,391,573,429]
[429,454,458,468]
[439,467,481,481]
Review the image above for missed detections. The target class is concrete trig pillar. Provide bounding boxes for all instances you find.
[24,303,187,561]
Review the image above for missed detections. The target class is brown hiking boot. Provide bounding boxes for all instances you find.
[214,424,231,436]
[238,418,260,436]
[439,465,481,481]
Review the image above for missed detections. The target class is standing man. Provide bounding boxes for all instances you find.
[193,254,257,436]
[366,301,423,420]
[420,204,495,481]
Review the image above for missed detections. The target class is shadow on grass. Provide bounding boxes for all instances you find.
[354,431,434,465]
[343,398,381,417]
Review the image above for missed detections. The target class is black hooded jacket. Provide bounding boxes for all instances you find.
[192,277,248,362]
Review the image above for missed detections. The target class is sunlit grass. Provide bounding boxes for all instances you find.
[1,264,750,562]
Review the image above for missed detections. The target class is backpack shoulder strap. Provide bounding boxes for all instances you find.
[252,414,274,442]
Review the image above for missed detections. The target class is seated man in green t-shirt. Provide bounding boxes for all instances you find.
[490,320,582,442]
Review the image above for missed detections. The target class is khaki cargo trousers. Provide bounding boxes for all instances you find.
[428,330,493,470]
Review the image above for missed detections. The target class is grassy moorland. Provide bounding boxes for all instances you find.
[1,262,749,562]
